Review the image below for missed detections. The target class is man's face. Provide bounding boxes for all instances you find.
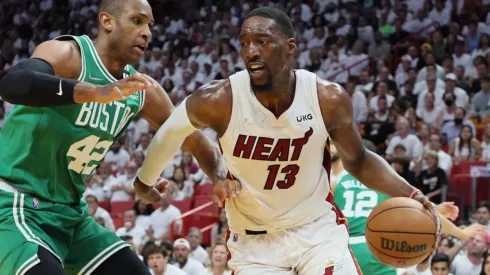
[173,245,189,264]
[476,206,490,225]
[431,261,449,275]
[147,253,167,274]
[104,0,154,65]
[187,231,201,250]
[239,16,295,91]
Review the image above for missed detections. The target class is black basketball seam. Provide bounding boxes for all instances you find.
[367,206,434,232]
[367,230,436,236]
[366,237,435,260]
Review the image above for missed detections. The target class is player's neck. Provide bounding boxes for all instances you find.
[254,70,295,118]
[94,38,126,79]
[331,161,344,176]
[213,265,226,274]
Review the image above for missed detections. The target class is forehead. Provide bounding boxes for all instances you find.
[123,0,153,19]
[240,16,281,37]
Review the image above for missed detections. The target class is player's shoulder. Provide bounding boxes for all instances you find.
[31,39,81,78]
[315,77,353,127]
[191,79,231,103]
[316,77,347,104]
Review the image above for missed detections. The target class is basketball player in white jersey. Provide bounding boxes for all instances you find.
[134,7,462,275]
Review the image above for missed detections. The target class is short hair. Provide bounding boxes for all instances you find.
[244,7,294,38]
[478,201,490,212]
[145,245,168,258]
[98,0,125,16]
[431,253,449,266]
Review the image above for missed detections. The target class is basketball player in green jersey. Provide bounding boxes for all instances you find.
[0,0,236,274]
[330,142,485,275]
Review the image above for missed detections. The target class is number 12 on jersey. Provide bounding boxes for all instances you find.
[263,164,300,190]
[342,190,378,218]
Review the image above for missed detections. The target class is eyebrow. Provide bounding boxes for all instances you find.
[139,12,155,25]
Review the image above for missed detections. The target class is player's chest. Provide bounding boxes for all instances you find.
[67,94,143,138]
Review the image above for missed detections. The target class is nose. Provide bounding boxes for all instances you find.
[245,42,260,61]
[142,25,152,41]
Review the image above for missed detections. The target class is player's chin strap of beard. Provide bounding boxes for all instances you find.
[409,189,442,256]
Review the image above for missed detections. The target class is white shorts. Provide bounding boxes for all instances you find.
[226,212,362,275]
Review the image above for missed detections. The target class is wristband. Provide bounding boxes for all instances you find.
[409,189,421,199]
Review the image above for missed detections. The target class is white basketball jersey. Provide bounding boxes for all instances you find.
[219,69,335,233]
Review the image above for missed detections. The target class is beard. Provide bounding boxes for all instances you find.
[250,75,274,92]
[331,152,340,163]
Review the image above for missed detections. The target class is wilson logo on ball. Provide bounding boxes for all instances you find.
[380,237,427,253]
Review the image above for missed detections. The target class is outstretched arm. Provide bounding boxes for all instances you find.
[135,80,237,204]
[317,80,477,239]
[0,40,152,106]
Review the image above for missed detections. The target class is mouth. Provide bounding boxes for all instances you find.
[133,44,147,55]
[248,62,266,75]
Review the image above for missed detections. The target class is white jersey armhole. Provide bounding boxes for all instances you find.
[308,72,329,140]
[219,73,242,143]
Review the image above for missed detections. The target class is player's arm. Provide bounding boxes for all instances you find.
[135,80,237,204]
[317,80,463,238]
[0,40,152,106]
[319,81,415,198]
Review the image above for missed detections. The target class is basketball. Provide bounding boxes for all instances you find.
[365,197,437,268]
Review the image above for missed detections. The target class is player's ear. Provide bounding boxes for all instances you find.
[287,38,296,56]
[99,12,114,32]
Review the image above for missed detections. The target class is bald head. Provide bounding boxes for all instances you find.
[98,0,125,17]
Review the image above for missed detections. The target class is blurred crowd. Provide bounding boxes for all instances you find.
[3,0,490,274]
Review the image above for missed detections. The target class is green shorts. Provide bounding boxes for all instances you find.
[0,188,129,275]
[350,236,396,275]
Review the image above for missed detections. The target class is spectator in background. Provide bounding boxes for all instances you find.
[84,193,115,232]
[136,133,151,155]
[386,117,423,160]
[399,256,431,275]
[430,253,451,275]
[211,208,228,247]
[416,92,438,127]
[480,123,490,161]
[104,138,131,172]
[173,238,205,275]
[444,73,469,109]
[436,91,458,129]
[133,199,154,230]
[417,72,444,115]
[167,166,194,201]
[416,150,448,204]
[369,81,395,111]
[147,196,182,241]
[374,95,389,122]
[180,151,200,176]
[437,237,455,255]
[146,245,185,275]
[131,151,146,169]
[480,252,490,275]
[116,209,146,249]
[127,116,150,145]
[200,243,232,275]
[471,75,490,119]
[449,125,481,163]
[450,234,487,275]
[475,203,490,228]
[187,227,210,267]
[426,134,453,175]
[104,160,138,202]
[441,107,476,143]
[345,79,368,125]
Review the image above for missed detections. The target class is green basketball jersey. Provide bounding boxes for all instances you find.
[0,35,145,204]
[333,170,389,237]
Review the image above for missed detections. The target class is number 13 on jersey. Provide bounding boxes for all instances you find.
[263,164,300,190]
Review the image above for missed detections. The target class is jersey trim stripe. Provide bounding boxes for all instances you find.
[15,254,40,275]
[82,35,117,83]
[224,229,234,275]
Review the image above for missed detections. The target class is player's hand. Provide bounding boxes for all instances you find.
[461,223,487,240]
[93,73,157,104]
[212,179,242,208]
[412,192,441,255]
[435,201,459,221]
[133,177,168,204]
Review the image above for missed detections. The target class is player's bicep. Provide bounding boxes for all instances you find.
[30,40,80,78]
[318,82,365,163]
[139,83,175,130]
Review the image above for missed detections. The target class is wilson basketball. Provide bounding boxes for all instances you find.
[365,197,437,268]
